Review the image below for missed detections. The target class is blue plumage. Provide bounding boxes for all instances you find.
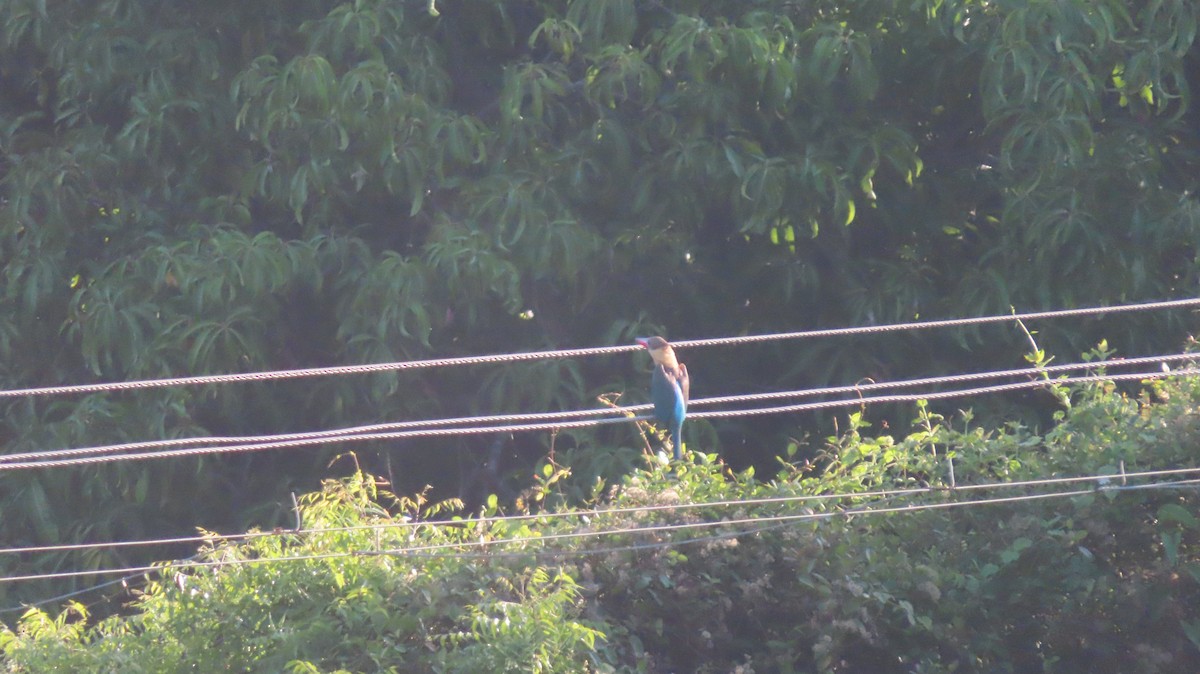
[636,337,690,459]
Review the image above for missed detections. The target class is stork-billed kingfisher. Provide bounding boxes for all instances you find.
[635,336,689,459]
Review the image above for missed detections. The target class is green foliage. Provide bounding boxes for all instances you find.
[2,474,606,673]
[6,376,1200,671]
[2,0,1200,614]
[436,568,603,674]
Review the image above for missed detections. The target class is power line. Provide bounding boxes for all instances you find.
[0,531,293,556]
[692,368,1200,420]
[372,477,1200,561]
[367,489,1100,558]
[5,351,1191,466]
[0,415,634,471]
[693,352,1196,408]
[0,486,935,557]
[671,297,1200,349]
[1,366,1193,471]
[3,465,1198,571]
[0,406,645,464]
[1,296,1195,399]
[0,405,651,465]
[0,554,207,617]
[4,475,1196,587]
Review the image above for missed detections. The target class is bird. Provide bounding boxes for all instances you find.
[635,336,690,459]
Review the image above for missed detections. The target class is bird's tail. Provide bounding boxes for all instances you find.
[670,422,683,460]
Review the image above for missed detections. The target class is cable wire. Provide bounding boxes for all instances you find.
[691,368,1199,420]
[695,352,1197,407]
[4,476,1197,586]
[378,478,1200,561]
[0,405,646,464]
[0,486,935,557]
[2,296,1195,399]
[0,554,207,617]
[5,351,1192,466]
[2,366,1194,471]
[3,465,1198,570]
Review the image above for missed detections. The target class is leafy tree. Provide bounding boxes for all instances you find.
[1,0,1199,607]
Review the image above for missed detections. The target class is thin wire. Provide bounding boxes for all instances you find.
[2,366,1193,471]
[695,352,1198,407]
[7,461,1200,558]
[0,495,902,612]
[0,554,206,617]
[691,368,1199,420]
[0,493,907,583]
[5,477,1196,585]
[363,489,1101,558]
[0,577,129,616]
[0,531,295,556]
[0,486,936,556]
[0,345,634,399]
[951,466,1200,491]
[672,297,1200,349]
[9,465,1200,580]
[4,477,1196,617]
[0,405,648,464]
[1114,478,1200,491]
[0,416,639,471]
[2,297,1196,399]
[5,352,1191,465]
[389,478,1200,561]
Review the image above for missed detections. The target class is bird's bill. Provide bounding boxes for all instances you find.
[635,337,650,348]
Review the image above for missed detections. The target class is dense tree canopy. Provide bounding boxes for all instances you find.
[1,0,1199,607]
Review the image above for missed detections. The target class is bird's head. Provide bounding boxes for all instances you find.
[636,336,679,368]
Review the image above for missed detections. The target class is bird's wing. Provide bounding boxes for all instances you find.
[676,362,689,405]
[649,364,672,418]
